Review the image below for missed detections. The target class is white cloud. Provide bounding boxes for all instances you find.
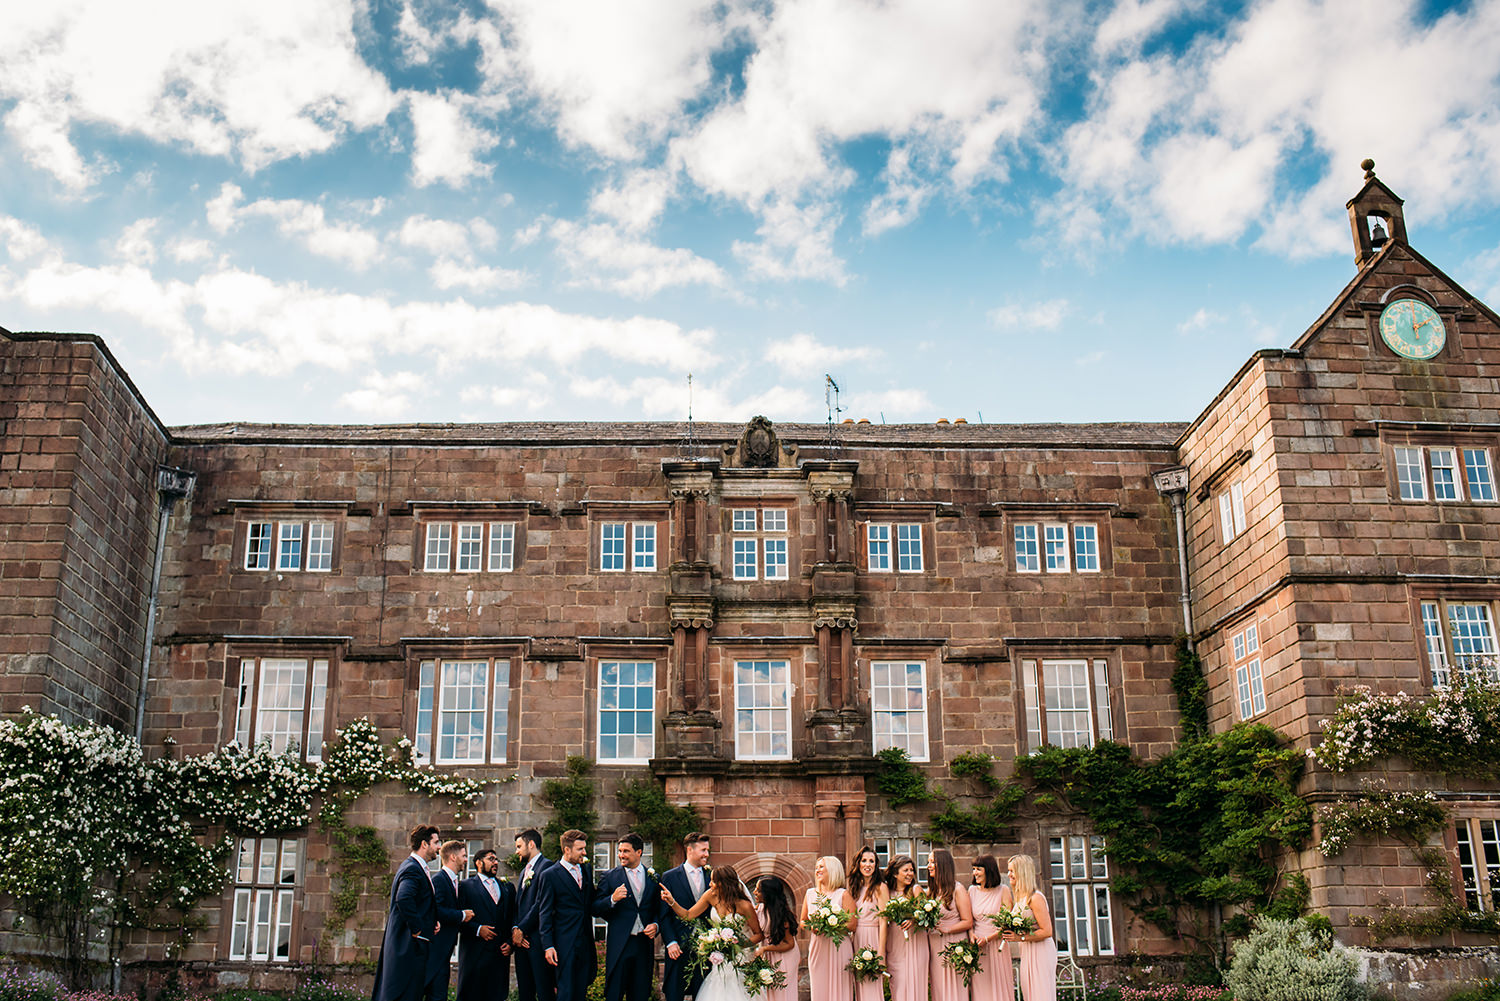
[765,332,878,376]
[206,183,382,270]
[1177,307,1224,334]
[732,199,848,285]
[862,146,933,238]
[114,219,159,265]
[0,0,397,188]
[589,170,675,234]
[572,373,815,421]
[459,372,553,413]
[987,298,1071,331]
[550,219,729,298]
[168,238,217,264]
[408,90,502,189]
[0,217,52,261]
[844,388,935,422]
[429,258,529,293]
[485,0,722,160]
[400,215,476,258]
[340,370,426,417]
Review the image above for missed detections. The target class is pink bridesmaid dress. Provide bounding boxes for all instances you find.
[755,903,801,1001]
[852,890,883,1001]
[968,885,1014,1001]
[928,891,971,1001]
[884,895,930,1001]
[1015,893,1057,1001]
[806,887,855,1001]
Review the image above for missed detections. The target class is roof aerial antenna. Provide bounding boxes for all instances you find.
[825,374,845,454]
[680,373,703,459]
[977,411,984,424]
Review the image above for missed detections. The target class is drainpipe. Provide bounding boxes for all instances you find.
[134,466,196,744]
[1152,466,1194,649]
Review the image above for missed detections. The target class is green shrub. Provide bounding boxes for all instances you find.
[1445,979,1500,1001]
[1226,916,1362,1001]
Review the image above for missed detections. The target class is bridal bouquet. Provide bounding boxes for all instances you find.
[741,955,787,997]
[805,895,854,946]
[988,908,1038,938]
[845,948,887,982]
[879,893,942,939]
[687,914,752,979]
[939,940,983,987]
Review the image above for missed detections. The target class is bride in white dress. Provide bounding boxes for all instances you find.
[661,864,764,1001]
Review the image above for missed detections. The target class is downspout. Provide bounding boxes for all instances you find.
[134,466,196,744]
[1152,467,1194,648]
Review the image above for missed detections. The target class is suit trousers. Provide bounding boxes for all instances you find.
[607,934,655,1001]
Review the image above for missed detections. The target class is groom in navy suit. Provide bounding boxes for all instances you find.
[593,834,661,1001]
[659,832,711,1001]
[513,829,556,1001]
[373,825,442,1001]
[539,829,598,1001]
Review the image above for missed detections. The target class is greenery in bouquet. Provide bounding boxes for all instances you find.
[846,947,888,982]
[687,915,752,979]
[989,909,1038,937]
[806,895,855,945]
[879,893,942,939]
[741,956,787,997]
[940,940,984,987]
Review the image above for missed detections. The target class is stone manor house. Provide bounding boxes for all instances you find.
[1,170,1497,988]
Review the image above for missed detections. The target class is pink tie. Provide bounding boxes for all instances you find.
[573,866,583,888]
[488,879,499,903]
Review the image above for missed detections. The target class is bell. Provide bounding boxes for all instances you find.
[1370,218,1389,249]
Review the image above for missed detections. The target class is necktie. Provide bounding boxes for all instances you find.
[573,865,582,888]
[689,867,702,897]
[628,868,644,934]
[486,877,499,903]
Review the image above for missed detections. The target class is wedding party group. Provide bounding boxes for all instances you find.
[371,826,1059,1001]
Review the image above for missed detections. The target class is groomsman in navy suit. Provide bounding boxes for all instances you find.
[539,829,598,1001]
[593,834,662,1001]
[426,841,476,1001]
[659,832,711,1001]
[513,828,556,1001]
[373,825,442,1001]
[458,848,516,1001]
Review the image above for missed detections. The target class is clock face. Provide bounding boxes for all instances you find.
[1378,298,1446,360]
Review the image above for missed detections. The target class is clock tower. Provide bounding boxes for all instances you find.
[1346,157,1408,268]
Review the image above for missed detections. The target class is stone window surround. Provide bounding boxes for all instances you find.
[1384,436,1498,505]
[1452,814,1500,914]
[1015,649,1121,752]
[1047,830,1116,957]
[223,646,339,763]
[585,502,668,573]
[405,644,524,767]
[419,519,521,573]
[1411,587,1500,690]
[236,513,343,574]
[225,835,302,964]
[725,498,796,582]
[1229,618,1267,721]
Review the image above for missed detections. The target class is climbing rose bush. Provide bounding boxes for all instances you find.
[1314,679,1500,776]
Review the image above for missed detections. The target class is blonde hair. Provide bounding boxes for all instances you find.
[1008,854,1040,900]
[819,855,847,890]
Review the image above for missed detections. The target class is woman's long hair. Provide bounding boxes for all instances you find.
[1008,854,1040,901]
[929,848,957,906]
[756,875,799,945]
[847,846,880,902]
[972,854,1002,889]
[711,864,749,910]
[885,855,920,898]
[818,855,847,891]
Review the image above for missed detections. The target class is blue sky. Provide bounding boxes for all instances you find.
[3,0,1500,427]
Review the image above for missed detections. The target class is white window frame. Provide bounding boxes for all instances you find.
[870,661,929,761]
[1231,622,1267,720]
[1044,524,1069,572]
[1396,446,1428,501]
[413,657,512,765]
[1021,657,1114,751]
[1393,443,1499,505]
[229,836,300,962]
[1455,818,1500,913]
[1218,481,1247,544]
[1430,447,1463,502]
[1014,524,1039,573]
[867,523,892,572]
[872,837,933,887]
[1073,524,1100,572]
[1048,835,1114,956]
[423,521,518,573]
[245,519,336,573]
[733,659,793,761]
[895,524,924,573]
[232,656,330,762]
[597,660,656,765]
[1420,598,1500,688]
[601,521,656,573]
[1464,449,1496,502]
[733,538,758,580]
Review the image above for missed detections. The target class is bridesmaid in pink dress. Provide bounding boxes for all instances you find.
[800,855,857,1001]
[882,855,929,1001]
[753,875,802,1001]
[847,847,889,1001]
[967,856,1015,1001]
[1002,855,1057,1001]
[927,849,975,1001]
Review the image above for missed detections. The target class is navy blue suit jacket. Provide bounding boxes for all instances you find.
[373,856,437,1001]
[593,866,662,974]
[515,855,555,944]
[429,867,467,976]
[458,875,516,1001]
[657,865,702,952]
[538,861,597,964]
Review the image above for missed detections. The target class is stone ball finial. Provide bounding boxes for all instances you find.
[1361,158,1376,179]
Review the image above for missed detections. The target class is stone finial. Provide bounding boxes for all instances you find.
[1361,158,1376,180]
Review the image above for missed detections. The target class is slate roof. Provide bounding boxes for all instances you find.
[171,420,1188,450]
